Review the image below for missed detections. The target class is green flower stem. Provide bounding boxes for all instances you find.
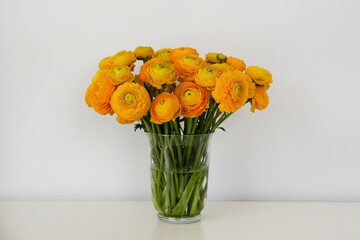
[202,99,218,134]
[189,178,201,216]
[164,123,177,211]
[169,120,184,200]
[151,183,164,214]
[198,174,208,211]
[210,112,234,133]
[172,172,200,216]
[193,135,210,169]
[185,117,199,167]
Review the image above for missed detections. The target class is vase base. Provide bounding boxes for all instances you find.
[157,213,201,224]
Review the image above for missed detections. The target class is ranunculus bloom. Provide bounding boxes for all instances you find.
[245,66,273,86]
[110,82,151,124]
[106,65,134,85]
[134,46,154,59]
[173,55,207,80]
[154,48,172,62]
[169,47,199,64]
[150,92,181,124]
[148,62,177,89]
[99,50,137,71]
[250,86,269,113]
[174,82,209,118]
[212,70,249,113]
[205,53,227,63]
[139,57,163,83]
[226,56,246,72]
[209,63,234,73]
[85,70,117,115]
[98,56,113,70]
[194,67,220,90]
[245,75,256,99]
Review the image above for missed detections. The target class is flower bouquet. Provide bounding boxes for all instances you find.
[85,46,273,223]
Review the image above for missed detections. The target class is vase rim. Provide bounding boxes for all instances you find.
[145,132,214,137]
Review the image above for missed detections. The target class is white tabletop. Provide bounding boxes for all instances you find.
[1,201,359,240]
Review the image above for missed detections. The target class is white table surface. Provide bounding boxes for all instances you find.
[1,201,360,240]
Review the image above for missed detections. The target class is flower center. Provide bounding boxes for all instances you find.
[124,93,135,105]
[233,83,242,99]
[185,90,194,97]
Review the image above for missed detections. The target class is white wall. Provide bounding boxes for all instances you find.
[1,0,359,201]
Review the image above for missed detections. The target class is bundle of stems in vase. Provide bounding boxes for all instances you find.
[85,46,273,217]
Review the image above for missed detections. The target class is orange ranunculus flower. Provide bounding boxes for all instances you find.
[245,66,273,86]
[99,56,113,70]
[212,70,249,113]
[139,57,164,83]
[174,82,209,118]
[226,56,246,72]
[154,48,172,62]
[250,86,269,113]
[134,46,154,60]
[112,50,136,67]
[110,82,151,124]
[106,65,134,85]
[209,63,234,73]
[173,55,207,80]
[85,70,117,115]
[245,75,256,99]
[194,67,220,90]
[206,53,227,63]
[150,92,181,124]
[169,47,199,64]
[148,62,177,89]
[108,50,137,71]
[99,51,137,70]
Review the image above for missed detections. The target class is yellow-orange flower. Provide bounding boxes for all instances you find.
[169,47,199,64]
[194,67,220,90]
[174,82,209,118]
[226,56,246,72]
[245,66,273,86]
[139,57,163,83]
[106,65,134,85]
[154,48,172,62]
[110,82,151,124]
[251,86,269,113]
[85,70,117,115]
[150,92,181,124]
[209,63,234,73]
[99,56,113,70]
[99,50,136,70]
[148,62,177,89]
[134,46,154,59]
[206,53,227,63]
[245,75,256,99]
[99,51,137,70]
[212,70,249,113]
[173,55,207,79]
[112,50,136,67]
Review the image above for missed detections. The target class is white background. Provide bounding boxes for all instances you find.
[0,0,359,201]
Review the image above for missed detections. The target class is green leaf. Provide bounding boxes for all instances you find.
[134,123,144,132]
[217,127,226,132]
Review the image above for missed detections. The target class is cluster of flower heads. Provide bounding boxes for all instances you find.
[85,47,273,124]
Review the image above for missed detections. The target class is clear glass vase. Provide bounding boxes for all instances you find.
[146,133,213,224]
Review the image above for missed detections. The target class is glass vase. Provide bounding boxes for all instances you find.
[146,133,213,224]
